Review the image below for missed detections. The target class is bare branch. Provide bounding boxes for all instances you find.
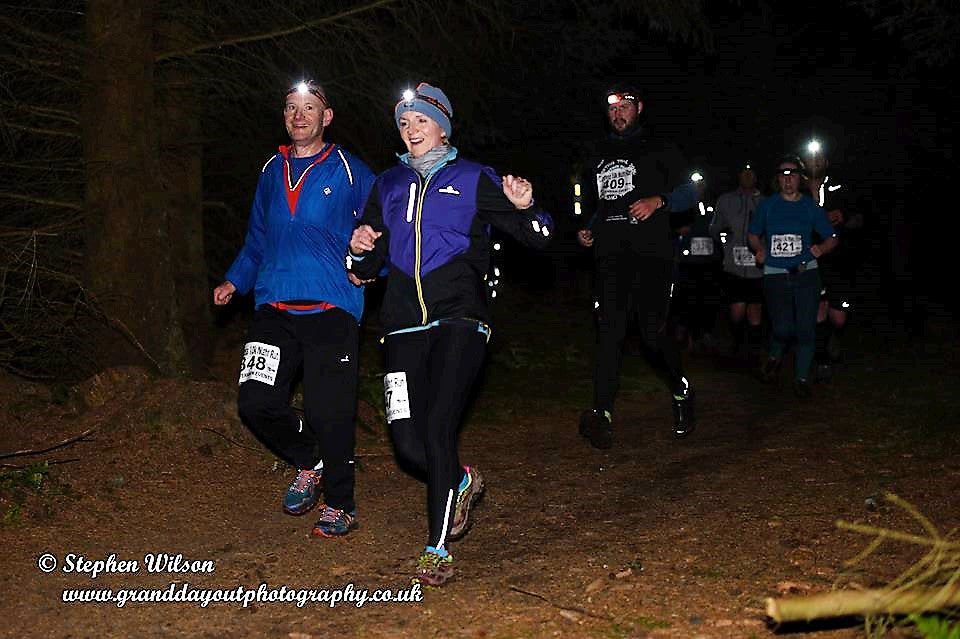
[0,428,97,460]
[155,0,402,62]
[4,123,80,139]
[0,102,79,125]
[0,191,82,210]
[0,16,84,52]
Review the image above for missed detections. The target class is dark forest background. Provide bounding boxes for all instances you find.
[1,0,956,380]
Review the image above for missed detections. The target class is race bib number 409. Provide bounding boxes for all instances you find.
[384,372,411,424]
[770,233,802,258]
[239,341,280,386]
[596,159,637,201]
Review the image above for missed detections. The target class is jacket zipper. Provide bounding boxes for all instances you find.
[413,174,432,324]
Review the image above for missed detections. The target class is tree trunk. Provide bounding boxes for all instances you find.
[157,10,212,376]
[83,0,190,375]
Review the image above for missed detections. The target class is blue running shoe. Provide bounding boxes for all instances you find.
[283,469,322,515]
[312,506,358,538]
[449,466,484,540]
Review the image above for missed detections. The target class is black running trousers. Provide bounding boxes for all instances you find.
[237,306,359,512]
[592,253,685,411]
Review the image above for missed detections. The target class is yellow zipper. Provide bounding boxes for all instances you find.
[413,174,432,324]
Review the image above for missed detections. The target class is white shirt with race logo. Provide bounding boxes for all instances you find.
[596,159,637,201]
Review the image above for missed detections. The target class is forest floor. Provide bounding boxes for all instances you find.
[1,286,958,639]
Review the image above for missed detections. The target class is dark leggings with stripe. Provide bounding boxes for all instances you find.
[593,255,685,412]
[384,322,487,553]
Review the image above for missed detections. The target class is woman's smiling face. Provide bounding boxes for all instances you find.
[397,110,445,158]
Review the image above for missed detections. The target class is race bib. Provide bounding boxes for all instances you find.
[733,246,756,266]
[690,237,714,256]
[239,341,280,386]
[770,234,802,258]
[384,372,411,423]
[596,159,637,201]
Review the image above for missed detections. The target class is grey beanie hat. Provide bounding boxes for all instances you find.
[394,82,453,138]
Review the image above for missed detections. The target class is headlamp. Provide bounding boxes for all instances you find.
[285,80,328,107]
[806,139,822,155]
[397,86,452,119]
[606,92,637,106]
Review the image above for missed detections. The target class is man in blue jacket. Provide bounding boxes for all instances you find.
[213,80,375,538]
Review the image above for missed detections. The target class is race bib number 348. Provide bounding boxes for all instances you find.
[770,233,803,258]
[239,341,281,386]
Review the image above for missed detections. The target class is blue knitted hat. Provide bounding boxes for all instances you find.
[394,82,453,138]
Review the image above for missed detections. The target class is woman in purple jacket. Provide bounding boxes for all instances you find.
[347,83,552,586]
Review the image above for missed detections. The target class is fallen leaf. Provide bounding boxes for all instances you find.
[775,581,812,594]
[585,577,606,594]
[558,609,582,623]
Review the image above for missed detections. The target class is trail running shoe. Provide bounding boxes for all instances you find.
[672,386,696,438]
[794,378,813,400]
[283,469,323,515]
[814,362,833,384]
[449,466,485,540]
[578,409,612,450]
[311,506,357,538]
[760,357,782,384]
[413,550,455,587]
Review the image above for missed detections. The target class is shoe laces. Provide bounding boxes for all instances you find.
[456,473,472,503]
[417,552,449,570]
[292,469,319,493]
[318,506,347,524]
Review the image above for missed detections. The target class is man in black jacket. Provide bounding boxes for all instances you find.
[577,87,698,449]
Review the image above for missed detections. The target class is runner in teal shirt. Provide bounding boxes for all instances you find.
[748,155,838,398]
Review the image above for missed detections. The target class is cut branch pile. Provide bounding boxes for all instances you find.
[766,493,960,628]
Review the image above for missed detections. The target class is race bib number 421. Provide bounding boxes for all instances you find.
[239,341,280,386]
[770,233,803,258]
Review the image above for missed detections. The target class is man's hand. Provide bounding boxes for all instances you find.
[347,272,375,287]
[502,174,534,209]
[213,281,236,306]
[628,195,663,221]
[577,229,594,247]
[754,248,766,265]
[350,224,381,254]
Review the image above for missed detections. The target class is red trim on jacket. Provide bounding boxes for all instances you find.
[280,144,336,217]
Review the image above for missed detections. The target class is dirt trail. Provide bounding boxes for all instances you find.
[1,295,958,639]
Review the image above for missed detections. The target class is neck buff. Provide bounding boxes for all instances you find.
[406,143,452,177]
